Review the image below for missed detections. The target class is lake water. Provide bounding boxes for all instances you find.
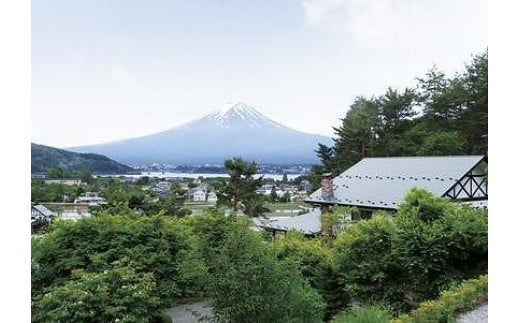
[101,172,301,181]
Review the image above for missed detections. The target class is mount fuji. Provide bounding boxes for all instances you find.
[69,102,333,164]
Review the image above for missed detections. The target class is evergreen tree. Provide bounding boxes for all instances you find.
[217,157,264,216]
[332,97,380,172]
[315,143,334,172]
[270,185,277,202]
[314,50,487,174]
[282,172,289,183]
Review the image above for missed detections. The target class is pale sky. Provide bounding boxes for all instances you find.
[32,0,487,148]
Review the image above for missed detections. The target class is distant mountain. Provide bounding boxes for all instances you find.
[31,143,134,174]
[69,102,333,164]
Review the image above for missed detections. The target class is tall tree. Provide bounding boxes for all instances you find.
[315,143,334,173]
[217,157,263,216]
[270,185,278,202]
[374,87,418,156]
[315,49,487,175]
[460,50,488,154]
[333,97,380,172]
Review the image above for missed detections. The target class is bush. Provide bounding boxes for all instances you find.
[32,266,162,323]
[272,231,345,318]
[332,305,392,323]
[205,214,326,322]
[392,275,487,323]
[393,189,488,304]
[32,214,208,309]
[329,189,487,312]
[333,213,404,308]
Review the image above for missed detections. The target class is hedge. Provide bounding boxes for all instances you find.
[392,275,488,323]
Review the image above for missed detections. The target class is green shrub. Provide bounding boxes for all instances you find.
[152,310,173,323]
[32,266,162,323]
[329,189,487,312]
[332,213,404,308]
[206,214,326,322]
[272,231,345,318]
[393,189,488,304]
[32,214,208,308]
[332,305,392,323]
[392,275,488,323]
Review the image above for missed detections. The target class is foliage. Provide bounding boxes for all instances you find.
[272,231,345,318]
[312,50,487,175]
[216,157,264,216]
[392,275,488,323]
[32,214,208,309]
[333,213,403,308]
[392,189,488,305]
[31,142,133,174]
[316,143,334,173]
[333,97,380,171]
[31,180,84,203]
[270,185,278,202]
[98,178,190,216]
[196,213,326,322]
[281,191,292,202]
[332,305,392,323]
[320,205,359,235]
[418,131,466,156]
[32,266,162,323]
[331,189,487,312]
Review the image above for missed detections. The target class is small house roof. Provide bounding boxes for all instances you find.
[262,208,321,235]
[32,204,54,217]
[305,155,486,210]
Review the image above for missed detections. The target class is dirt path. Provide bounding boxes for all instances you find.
[457,303,488,323]
[169,300,214,323]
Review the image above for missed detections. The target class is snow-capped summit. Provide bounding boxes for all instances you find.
[206,102,283,129]
[69,102,332,164]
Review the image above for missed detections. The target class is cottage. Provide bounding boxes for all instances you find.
[306,155,487,216]
[263,155,488,237]
[188,187,207,202]
[44,178,82,186]
[207,192,218,204]
[74,192,107,206]
[153,181,172,196]
[31,204,54,226]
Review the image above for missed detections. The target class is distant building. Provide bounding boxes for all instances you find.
[74,192,106,206]
[256,184,283,197]
[153,181,172,196]
[299,180,311,191]
[188,187,206,202]
[31,204,54,226]
[207,192,218,204]
[44,178,82,186]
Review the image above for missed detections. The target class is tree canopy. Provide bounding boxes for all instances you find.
[216,157,264,216]
[316,50,487,176]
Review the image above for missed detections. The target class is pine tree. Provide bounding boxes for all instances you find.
[217,157,264,216]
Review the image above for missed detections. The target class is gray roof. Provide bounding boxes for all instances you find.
[305,155,486,210]
[32,204,54,217]
[262,208,321,235]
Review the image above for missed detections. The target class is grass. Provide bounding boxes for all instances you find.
[332,305,392,323]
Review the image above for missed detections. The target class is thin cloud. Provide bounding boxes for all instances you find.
[302,0,487,51]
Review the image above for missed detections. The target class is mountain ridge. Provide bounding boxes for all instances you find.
[31,143,134,174]
[69,103,333,165]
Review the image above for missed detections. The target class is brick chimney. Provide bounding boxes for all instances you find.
[321,173,334,198]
